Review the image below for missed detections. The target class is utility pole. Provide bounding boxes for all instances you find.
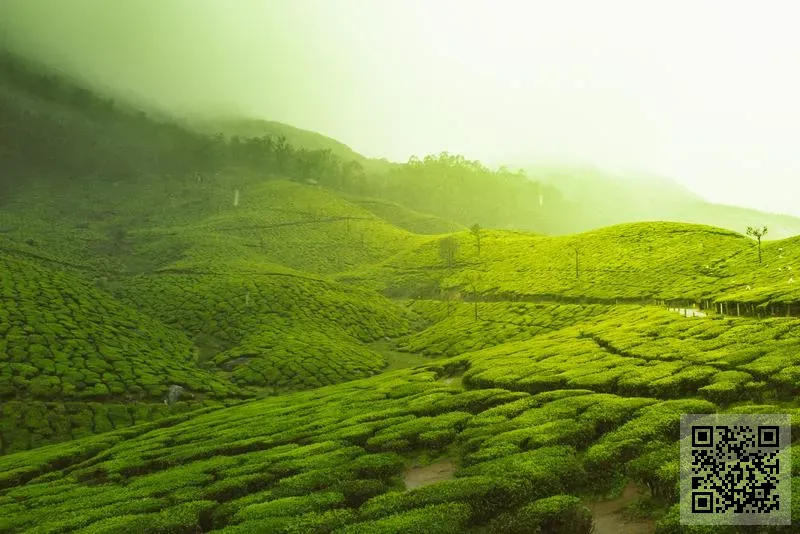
[569,245,580,279]
[575,248,579,279]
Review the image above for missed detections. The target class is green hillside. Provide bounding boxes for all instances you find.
[342,196,465,235]
[4,306,800,532]
[338,222,754,301]
[4,47,800,534]
[114,271,414,391]
[0,252,247,454]
[188,117,396,175]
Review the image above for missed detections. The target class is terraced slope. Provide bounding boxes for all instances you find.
[162,180,423,275]
[397,301,616,357]
[0,252,247,453]
[1,177,424,276]
[343,196,465,235]
[339,222,754,301]
[3,312,800,533]
[1,172,438,454]
[114,269,414,391]
[711,234,800,308]
[0,254,240,402]
[458,306,800,404]
[338,220,800,321]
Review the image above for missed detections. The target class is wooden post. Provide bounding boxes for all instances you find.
[574,248,579,280]
[737,302,740,316]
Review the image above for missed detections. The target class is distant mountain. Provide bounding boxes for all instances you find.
[3,45,798,241]
[524,165,800,238]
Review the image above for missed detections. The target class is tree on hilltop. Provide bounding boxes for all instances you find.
[745,225,768,264]
[470,223,483,256]
[439,236,459,268]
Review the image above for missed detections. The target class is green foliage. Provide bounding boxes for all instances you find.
[10,42,800,534]
[335,502,472,534]
[345,196,465,235]
[0,255,239,403]
[488,494,593,534]
[234,491,346,522]
[359,476,523,523]
[381,152,565,233]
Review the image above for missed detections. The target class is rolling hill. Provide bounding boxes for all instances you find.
[4,48,800,534]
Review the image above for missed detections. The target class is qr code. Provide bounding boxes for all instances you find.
[680,413,791,526]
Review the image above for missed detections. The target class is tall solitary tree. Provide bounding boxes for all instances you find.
[470,223,483,256]
[439,236,459,268]
[464,271,482,320]
[746,226,768,263]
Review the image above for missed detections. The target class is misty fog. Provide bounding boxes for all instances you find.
[2,0,800,216]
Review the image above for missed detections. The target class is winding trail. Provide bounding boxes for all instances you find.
[403,458,457,490]
[585,482,655,534]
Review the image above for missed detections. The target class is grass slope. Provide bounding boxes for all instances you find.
[167,180,423,275]
[0,253,239,402]
[339,222,754,302]
[342,196,465,235]
[3,319,800,532]
[114,270,415,391]
[0,252,247,454]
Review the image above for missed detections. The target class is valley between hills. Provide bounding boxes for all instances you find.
[2,50,800,534]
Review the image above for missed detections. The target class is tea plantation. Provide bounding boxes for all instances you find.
[7,42,800,534]
[5,177,800,532]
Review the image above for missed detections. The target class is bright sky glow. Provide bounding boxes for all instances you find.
[2,0,800,215]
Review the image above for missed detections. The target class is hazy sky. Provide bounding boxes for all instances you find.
[2,1,800,216]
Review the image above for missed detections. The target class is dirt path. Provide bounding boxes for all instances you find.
[369,339,430,372]
[585,482,656,534]
[403,458,457,490]
[442,376,463,388]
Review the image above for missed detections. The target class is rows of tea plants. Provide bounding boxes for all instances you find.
[114,271,413,389]
[2,356,799,533]
[581,306,800,401]
[350,220,800,319]
[0,399,233,455]
[213,323,388,390]
[0,187,123,271]
[340,222,756,301]
[163,180,424,275]
[460,305,800,404]
[344,196,465,235]
[0,254,239,402]
[116,272,412,348]
[396,301,616,357]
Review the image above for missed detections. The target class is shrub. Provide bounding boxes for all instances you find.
[458,446,584,501]
[347,453,406,479]
[334,502,472,534]
[234,491,346,522]
[488,495,593,534]
[359,475,523,523]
